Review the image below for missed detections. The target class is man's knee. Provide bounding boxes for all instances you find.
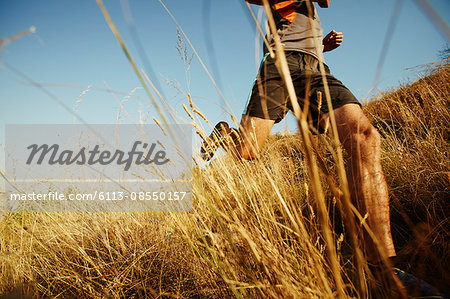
[365,125,381,147]
[346,125,381,159]
[333,104,380,152]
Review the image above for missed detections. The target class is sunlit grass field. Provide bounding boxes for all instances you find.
[1,60,448,298]
[1,1,449,297]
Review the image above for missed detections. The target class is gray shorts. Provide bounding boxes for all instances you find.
[244,51,361,133]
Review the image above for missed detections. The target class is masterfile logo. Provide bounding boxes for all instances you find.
[4,124,192,212]
[25,141,170,171]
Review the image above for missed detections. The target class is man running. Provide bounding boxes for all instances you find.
[200,1,445,297]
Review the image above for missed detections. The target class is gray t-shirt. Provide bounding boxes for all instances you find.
[267,0,324,61]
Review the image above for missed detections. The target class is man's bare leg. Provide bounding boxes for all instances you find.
[232,115,275,160]
[204,106,395,258]
[199,115,274,161]
[201,108,444,296]
[209,108,395,259]
[331,103,396,261]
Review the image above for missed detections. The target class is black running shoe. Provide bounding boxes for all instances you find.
[200,121,231,161]
[393,268,446,298]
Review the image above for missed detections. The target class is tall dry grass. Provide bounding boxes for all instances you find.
[1,0,448,297]
[364,60,450,295]
[1,62,448,297]
[0,213,226,298]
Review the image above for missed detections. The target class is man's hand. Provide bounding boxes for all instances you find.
[323,30,343,52]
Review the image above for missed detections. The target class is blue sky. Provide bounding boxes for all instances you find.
[0,0,449,176]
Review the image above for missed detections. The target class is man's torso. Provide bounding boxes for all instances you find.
[267,0,324,61]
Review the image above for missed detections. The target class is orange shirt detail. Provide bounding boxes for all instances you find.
[273,1,296,23]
